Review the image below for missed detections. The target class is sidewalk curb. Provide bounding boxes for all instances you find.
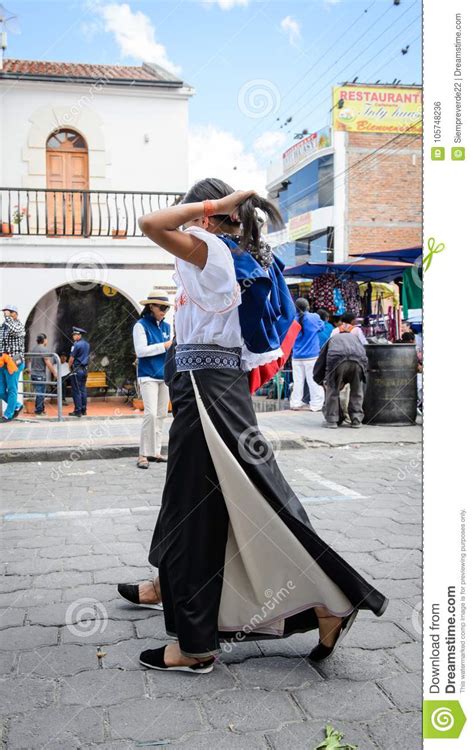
[0,439,303,463]
[0,436,421,463]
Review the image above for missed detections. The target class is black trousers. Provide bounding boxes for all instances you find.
[148,366,387,658]
[71,368,88,413]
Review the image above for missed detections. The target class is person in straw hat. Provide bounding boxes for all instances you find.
[133,290,172,469]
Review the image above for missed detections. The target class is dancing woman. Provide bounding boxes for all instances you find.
[120,178,388,674]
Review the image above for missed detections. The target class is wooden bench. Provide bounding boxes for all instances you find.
[86,371,108,398]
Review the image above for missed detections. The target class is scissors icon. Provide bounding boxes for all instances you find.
[423,237,445,272]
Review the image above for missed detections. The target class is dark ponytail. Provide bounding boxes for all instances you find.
[181,177,284,257]
[238,193,283,251]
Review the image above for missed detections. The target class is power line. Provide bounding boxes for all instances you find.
[269,119,422,218]
[272,127,422,264]
[305,22,422,134]
[240,1,381,147]
[285,4,420,134]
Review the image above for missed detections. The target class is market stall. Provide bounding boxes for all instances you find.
[283,257,422,424]
[283,259,412,343]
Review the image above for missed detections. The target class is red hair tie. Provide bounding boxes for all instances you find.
[203,199,216,218]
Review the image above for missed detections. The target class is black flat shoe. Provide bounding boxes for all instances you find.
[376,596,390,617]
[69,411,82,417]
[139,646,214,674]
[308,609,359,663]
[117,582,163,611]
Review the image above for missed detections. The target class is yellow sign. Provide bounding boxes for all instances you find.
[102,285,117,297]
[288,212,312,242]
[332,85,422,135]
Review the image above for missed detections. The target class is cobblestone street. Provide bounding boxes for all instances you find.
[0,443,422,750]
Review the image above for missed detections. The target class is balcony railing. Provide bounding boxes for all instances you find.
[0,188,184,238]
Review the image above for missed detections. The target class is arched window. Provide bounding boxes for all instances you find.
[47,129,87,151]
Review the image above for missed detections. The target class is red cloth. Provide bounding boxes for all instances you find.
[248,319,301,394]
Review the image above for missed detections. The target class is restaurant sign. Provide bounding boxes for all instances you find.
[332,85,422,135]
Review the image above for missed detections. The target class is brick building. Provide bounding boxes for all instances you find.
[265,84,422,264]
[346,131,422,255]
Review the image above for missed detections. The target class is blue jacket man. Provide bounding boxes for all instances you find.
[69,327,90,417]
[290,298,325,412]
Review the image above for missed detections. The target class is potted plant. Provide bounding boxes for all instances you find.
[13,206,28,226]
[2,206,28,237]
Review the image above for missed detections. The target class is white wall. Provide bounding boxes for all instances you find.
[332,130,347,262]
[0,80,191,193]
[0,237,177,322]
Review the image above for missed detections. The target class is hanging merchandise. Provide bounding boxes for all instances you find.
[333,287,345,315]
[359,282,400,315]
[306,274,364,316]
[308,273,338,312]
[402,267,422,321]
[341,280,362,316]
[361,282,373,319]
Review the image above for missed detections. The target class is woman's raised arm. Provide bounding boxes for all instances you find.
[138,190,255,269]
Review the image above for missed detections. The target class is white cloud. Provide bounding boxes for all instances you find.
[189,125,267,194]
[253,130,287,159]
[202,0,250,9]
[90,2,180,75]
[280,15,301,46]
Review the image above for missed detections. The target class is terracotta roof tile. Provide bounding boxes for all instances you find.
[0,59,182,86]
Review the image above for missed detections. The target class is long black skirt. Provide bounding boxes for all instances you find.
[148,367,388,659]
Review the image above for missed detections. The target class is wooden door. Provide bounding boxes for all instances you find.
[46,130,89,235]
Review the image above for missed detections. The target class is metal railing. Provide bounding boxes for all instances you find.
[17,353,63,421]
[0,188,184,238]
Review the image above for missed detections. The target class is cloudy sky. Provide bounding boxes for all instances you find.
[7,0,422,191]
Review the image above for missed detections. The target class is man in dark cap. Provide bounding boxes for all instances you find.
[68,327,90,417]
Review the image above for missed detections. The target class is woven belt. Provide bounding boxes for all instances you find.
[175,343,242,372]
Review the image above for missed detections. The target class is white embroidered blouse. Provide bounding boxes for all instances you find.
[173,227,243,350]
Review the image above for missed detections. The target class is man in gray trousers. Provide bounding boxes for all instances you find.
[313,331,368,428]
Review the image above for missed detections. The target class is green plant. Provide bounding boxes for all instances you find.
[315,724,358,750]
[12,206,28,225]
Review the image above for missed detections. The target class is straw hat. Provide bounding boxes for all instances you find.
[139,290,171,307]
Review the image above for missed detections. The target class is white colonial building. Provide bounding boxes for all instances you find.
[0,58,193,352]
